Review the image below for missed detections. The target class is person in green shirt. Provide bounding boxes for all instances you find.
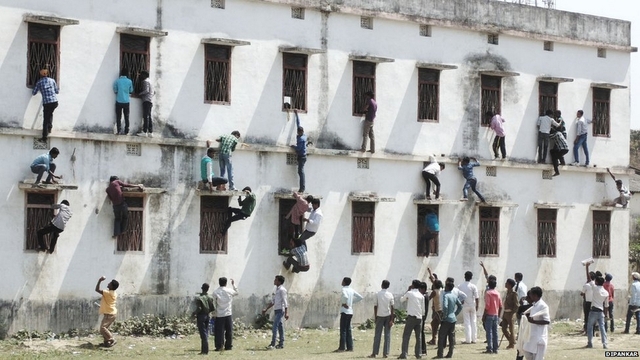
[220,187,256,236]
[192,283,216,354]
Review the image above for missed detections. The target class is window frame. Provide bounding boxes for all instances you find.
[418,68,440,122]
[352,61,376,116]
[119,34,151,98]
[27,22,60,87]
[116,194,145,252]
[282,52,308,112]
[351,201,375,254]
[478,206,500,256]
[25,191,57,251]
[538,81,558,116]
[417,204,439,256]
[592,210,611,258]
[536,208,557,257]
[480,75,501,127]
[278,198,298,255]
[592,87,611,137]
[199,195,230,254]
[204,44,232,104]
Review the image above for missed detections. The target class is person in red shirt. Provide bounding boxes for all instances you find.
[603,273,615,332]
[106,176,143,237]
[483,280,503,354]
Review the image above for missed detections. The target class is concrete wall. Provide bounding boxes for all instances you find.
[0,0,632,334]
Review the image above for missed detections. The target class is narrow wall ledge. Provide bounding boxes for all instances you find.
[416,62,458,70]
[116,27,168,37]
[24,14,79,26]
[348,192,395,202]
[479,70,520,77]
[123,187,166,194]
[590,204,628,211]
[19,180,78,191]
[273,191,323,200]
[349,54,395,63]
[534,202,575,209]
[591,82,628,90]
[475,201,518,208]
[413,198,465,205]
[537,76,574,83]
[202,38,251,46]
[279,46,325,55]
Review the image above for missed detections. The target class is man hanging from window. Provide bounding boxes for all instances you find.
[219,186,256,236]
[360,91,377,153]
[215,131,241,191]
[200,143,228,191]
[113,68,133,135]
[285,192,313,241]
[106,176,144,237]
[36,199,72,253]
[32,68,59,142]
[30,147,62,185]
[605,168,630,208]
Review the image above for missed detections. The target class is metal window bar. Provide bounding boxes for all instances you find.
[120,35,150,95]
[200,196,229,253]
[593,88,611,137]
[538,81,558,116]
[283,53,307,111]
[418,68,440,121]
[116,196,144,251]
[593,211,611,258]
[28,23,59,86]
[278,199,297,254]
[537,209,557,257]
[353,61,376,116]
[205,45,231,103]
[417,205,439,256]
[479,207,500,256]
[352,202,375,253]
[25,193,56,251]
[481,75,501,126]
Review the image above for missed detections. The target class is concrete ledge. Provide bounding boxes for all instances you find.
[591,82,628,90]
[479,69,520,77]
[23,14,79,26]
[534,202,575,209]
[273,191,322,199]
[116,26,168,37]
[349,54,395,63]
[279,46,325,55]
[122,187,166,195]
[19,180,78,191]
[537,76,574,83]
[475,201,518,208]
[348,192,395,202]
[590,204,628,211]
[201,38,251,46]
[416,62,457,70]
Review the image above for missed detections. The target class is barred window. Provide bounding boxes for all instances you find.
[479,206,500,256]
[117,195,144,251]
[205,44,231,103]
[417,205,439,256]
[120,34,150,96]
[418,68,440,122]
[352,201,375,254]
[481,75,501,126]
[278,199,297,255]
[592,88,611,137]
[537,209,557,257]
[283,53,307,111]
[593,210,611,258]
[25,192,56,251]
[200,196,229,254]
[27,23,60,87]
[353,61,376,116]
[538,81,558,116]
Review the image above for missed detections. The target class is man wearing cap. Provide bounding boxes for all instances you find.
[32,68,59,141]
[624,272,640,334]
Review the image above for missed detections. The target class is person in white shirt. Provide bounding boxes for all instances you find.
[337,277,363,352]
[606,168,631,208]
[421,156,445,200]
[536,109,561,164]
[213,277,238,351]
[572,110,592,166]
[298,198,323,246]
[36,200,72,253]
[514,273,528,304]
[262,275,289,349]
[369,280,395,358]
[458,271,479,344]
[522,287,550,360]
[581,268,596,334]
[399,280,425,359]
[586,265,609,349]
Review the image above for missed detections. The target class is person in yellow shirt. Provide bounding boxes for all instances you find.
[95,276,119,347]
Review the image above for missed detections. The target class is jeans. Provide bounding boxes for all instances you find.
[31,162,56,184]
[583,300,591,332]
[284,254,310,273]
[197,313,210,354]
[142,101,153,133]
[461,306,477,343]
[339,313,353,351]
[492,135,506,158]
[219,153,234,190]
[422,171,440,198]
[37,223,63,252]
[463,178,485,202]
[587,309,607,346]
[295,230,316,250]
[371,316,391,356]
[270,309,284,347]
[437,321,456,358]
[297,155,306,192]
[550,148,568,174]
[484,314,499,353]
[401,315,422,357]
[573,133,589,165]
[214,315,233,350]
[361,120,375,152]
[115,102,130,134]
[624,305,640,333]
[607,301,614,332]
[112,202,129,237]
[42,101,58,140]
[537,132,549,163]
[221,207,248,234]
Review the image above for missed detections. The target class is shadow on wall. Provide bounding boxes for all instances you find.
[0,23,31,128]
[316,60,354,151]
[385,66,421,155]
[243,54,283,147]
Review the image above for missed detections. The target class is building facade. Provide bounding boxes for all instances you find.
[0,0,633,335]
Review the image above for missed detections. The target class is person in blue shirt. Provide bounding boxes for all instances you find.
[422,209,439,256]
[290,110,308,192]
[113,68,134,135]
[437,282,463,359]
[32,68,59,142]
[30,147,62,185]
[458,157,486,202]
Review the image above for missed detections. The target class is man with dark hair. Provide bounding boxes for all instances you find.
[502,278,519,349]
[606,168,631,208]
[522,287,550,360]
[572,110,592,166]
[458,157,486,202]
[220,186,256,236]
[36,200,72,253]
[399,280,424,359]
[298,198,323,245]
[113,68,133,135]
[336,277,363,352]
[369,280,394,358]
[106,176,144,237]
[32,68,59,141]
[95,276,120,347]
[422,209,439,255]
[483,280,502,354]
[360,91,377,153]
[581,265,597,334]
[514,272,528,305]
[192,283,215,354]
[137,70,154,137]
[285,192,313,240]
[458,271,479,344]
[536,109,560,163]
[421,157,445,200]
[624,272,640,334]
[215,131,241,191]
[291,109,308,192]
[488,111,506,160]
[283,198,322,270]
[201,143,228,191]
[31,147,62,185]
[263,275,289,349]
[586,264,609,349]
[213,277,238,351]
[549,126,569,176]
[419,282,429,356]
[437,282,462,359]
[602,274,615,332]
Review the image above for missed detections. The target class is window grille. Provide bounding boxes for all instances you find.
[481,75,501,126]
[126,143,141,156]
[597,48,607,58]
[353,61,376,116]
[116,195,144,251]
[360,16,373,30]
[27,23,59,86]
[543,41,554,51]
[542,170,553,180]
[488,34,499,45]
[283,53,307,111]
[592,88,611,137]
[205,44,231,103]
[352,202,375,253]
[537,208,557,257]
[538,81,558,116]
[291,7,305,19]
[593,210,610,258]
[33,137,49,150]
[486,166,497,177]
[25,192,56,251]
[479,206,499,256]
[357,158,369,169]
[278,199,297,255]
[419,25,432,37]
[120,34,150,96]
[211,0,225,9]
[596,173,605,183]
[286,153,298,166]
[417,205,439,256]
[200,196,229,253]
[418,68,440,122]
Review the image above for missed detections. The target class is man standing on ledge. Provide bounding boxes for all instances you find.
[32,68,59,142]
[360,91,377,153]
[31,147,62,185]
[113,68,133,135]
[291,110,308,193]
[215,131,241,191]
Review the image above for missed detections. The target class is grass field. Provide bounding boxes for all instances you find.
[1,319,638,359]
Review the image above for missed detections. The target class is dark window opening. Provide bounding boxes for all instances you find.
[537,208,557,257]
[481,75,501,126]
[479,206,500,256]
[205,44,231,103]
[418,68,440,122]
[417,204,439,256]
[25,192,56,251]
[28,23,60,87]
[352,201,375,254]
[278,199,297,255]
[538,81,558,116]
[593,88,611,137]
[593,210,611,258]
[117,195,144,252]
[283,53,307,111]
[120,34,150,96]
[353,61,376,116]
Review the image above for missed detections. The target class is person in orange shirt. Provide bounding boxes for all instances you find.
[95,276,119,347]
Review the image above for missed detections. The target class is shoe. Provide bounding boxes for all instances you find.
[282,261,290,271]
[38,247,48,252]
[427,340,436,345]
[368,355,377,359]
[47,248,54,254]
[298,189,305,193]
[334,349,345,353]
[494,157,499,160]
[137,132,147,137]
[622,331,629,334]
[585,344,593,348]
[107,339,117,347]
[275,345,283,349]
[425,196,432,200]
[397,356,407,359]
[460,197,468,201]
[229,187,237,191]
[359,149,366,152]
[368,150,375,154]
[267,345,275,350]
[552,172,560,177]
[635,331,640,335]
[603,344,608,349]
[571,162,579,166]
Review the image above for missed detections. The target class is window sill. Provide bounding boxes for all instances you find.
[590,204,628,210]
[534,202,575,209]
[123,187,166,194]
[19,180,78,191]
[273,191,322,199]
[349,192,395,202]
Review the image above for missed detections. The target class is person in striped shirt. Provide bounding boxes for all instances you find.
[32,68,59,141]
